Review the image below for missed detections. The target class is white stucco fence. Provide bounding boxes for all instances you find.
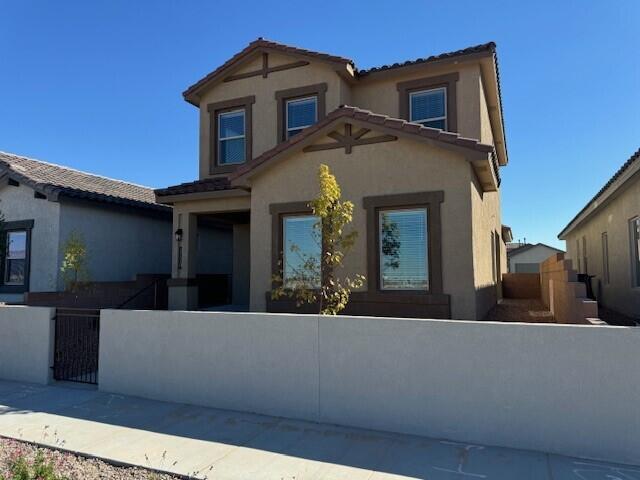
[98,310,640,465]
[0,306,54,384]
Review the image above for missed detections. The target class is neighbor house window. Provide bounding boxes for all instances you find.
[286,96,317,138]
[631,217,640,287]
[602,232,610,285]
[379,208,428,290]
[409,88,447,130]
[282,215,321,289]
[4,231,27,285]
[218,109,246,165]
[576,239,581,273]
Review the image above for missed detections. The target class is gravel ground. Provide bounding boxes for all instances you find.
[0,437,182,480]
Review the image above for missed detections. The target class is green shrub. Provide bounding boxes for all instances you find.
[1,450,67,480]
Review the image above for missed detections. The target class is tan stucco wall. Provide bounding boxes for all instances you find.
[563,177,640,319]
[351,64,484,141]
[198,52,351,179]
[247,135,478,319]
[470,175,504,318]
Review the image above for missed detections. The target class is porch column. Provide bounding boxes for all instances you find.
[168,212,199,310]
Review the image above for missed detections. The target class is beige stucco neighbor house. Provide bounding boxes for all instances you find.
[559,148,640,320]
[156,39,510,320]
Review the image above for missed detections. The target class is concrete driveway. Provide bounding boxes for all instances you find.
[0,380,638,479]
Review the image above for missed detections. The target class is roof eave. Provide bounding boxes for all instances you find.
[356,49,495,82]
[558,156,640,239]
[155,187,250,205]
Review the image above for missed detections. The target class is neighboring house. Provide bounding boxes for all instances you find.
[156,38,510,320]
[0,152,177,304]
[508,243,564,273]
[559,148,640,319]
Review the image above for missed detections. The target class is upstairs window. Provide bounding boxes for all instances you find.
[4,230,27,285]
[218,109,246,165]
[379,208,429,291]
[286,96,317,139]
[282,215,321,289]
[409,87,447,130]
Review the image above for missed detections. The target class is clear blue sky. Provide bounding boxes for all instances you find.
[1,1,638,249]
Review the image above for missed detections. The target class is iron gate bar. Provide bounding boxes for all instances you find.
[52,308,100,385]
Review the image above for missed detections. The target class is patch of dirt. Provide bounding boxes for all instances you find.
[483,299,555,323]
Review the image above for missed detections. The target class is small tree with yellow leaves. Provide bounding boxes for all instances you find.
[60,231,89,292]
[271,164,365,315]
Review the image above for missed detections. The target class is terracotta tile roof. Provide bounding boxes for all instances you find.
[355,42,496,77]
[154,176,233,197]
[183,38,354,102]
[0,151,169,213]
[231,106,495,182]
[559,147,640,238]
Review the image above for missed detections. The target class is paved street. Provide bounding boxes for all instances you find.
[0,380,638,479]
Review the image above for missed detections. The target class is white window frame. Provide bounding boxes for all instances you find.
[285,96,317,139]
[217,109,246,165]
[409,87,447,129]
[378,207,429,291]
[4,230,27,286]
[630,217,640,288]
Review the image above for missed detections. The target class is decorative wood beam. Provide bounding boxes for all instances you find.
[303,123,397,154]
[224,52,310,82]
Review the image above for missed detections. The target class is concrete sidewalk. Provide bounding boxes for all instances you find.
[0,380,638,479]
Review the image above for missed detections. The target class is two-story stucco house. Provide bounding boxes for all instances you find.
[156,39,509,320]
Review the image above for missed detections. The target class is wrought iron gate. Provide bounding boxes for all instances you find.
[52,308,100,384]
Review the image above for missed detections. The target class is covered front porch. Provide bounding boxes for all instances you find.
[155,181,251,311]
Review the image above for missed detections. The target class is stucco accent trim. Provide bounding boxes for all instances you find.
[183,39,354,105]
[303,123,397,154]
[231,106,493,186]
[275,83,327,143]
[207,95,256,175]
[363,191,446,297]
[267,194,451,318]
[397,73,459,133]
[224,52,310,82]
